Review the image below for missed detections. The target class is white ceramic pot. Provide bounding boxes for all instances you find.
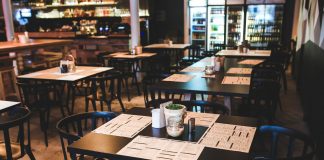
[163,104,186,126]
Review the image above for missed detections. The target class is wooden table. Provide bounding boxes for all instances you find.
[17,66,113,115]
[68,107,258,160]
[144,44,190,49]
[149,57,252,114]
[217,50,271,59]
[104,52,157,59]
[0,100,20,113]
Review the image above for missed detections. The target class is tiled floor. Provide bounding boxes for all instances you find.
[2,71,310,160]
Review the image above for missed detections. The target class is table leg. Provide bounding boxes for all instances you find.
[224,96,232,115]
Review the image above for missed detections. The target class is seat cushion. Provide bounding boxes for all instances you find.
[0,142,22,160]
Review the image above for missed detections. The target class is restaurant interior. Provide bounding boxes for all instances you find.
[0,0,323,159]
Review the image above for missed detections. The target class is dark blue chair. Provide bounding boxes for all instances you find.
[56,111,117,160]
[254,125,315,160]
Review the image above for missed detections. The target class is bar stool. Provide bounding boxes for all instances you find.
[0,107,35,160]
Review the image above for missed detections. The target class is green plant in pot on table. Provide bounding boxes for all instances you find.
[164,103,187,137]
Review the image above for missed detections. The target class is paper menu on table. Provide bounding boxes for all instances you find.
[163,74,195,82]
[184,112,219,127]
[117,136,205,160]
[221,76,250,85]
[93,114,151,138]
[181,67,205,73]
[198,123,256,153]
[238,59,264,65]
[227,68,252,74]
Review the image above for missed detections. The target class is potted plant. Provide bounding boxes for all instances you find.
[164,104,186,137]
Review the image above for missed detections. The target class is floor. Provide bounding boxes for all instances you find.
[2,70,310,160]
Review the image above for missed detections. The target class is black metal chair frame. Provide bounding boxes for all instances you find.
[0,107,35,160]
[85,71,125,112]
[254,125,315,160]
[56,111,117,160]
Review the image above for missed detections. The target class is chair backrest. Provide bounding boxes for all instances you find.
[252,65,282,82]
[0,107,32,160]
[185,45,201,60]
[87,71,123,101]
[56,111,117,160]
[257,125,315,160]
[174,100,229,115]
[16,81,55,107]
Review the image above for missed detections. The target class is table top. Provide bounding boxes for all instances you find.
[217,50,271,58]
[149,57,251,97]
[0,39,73,54]
[68,107,258,160]
[104,52,157,59]
[144,43,190,49]
[17,66,113,82]
[0,100,20,113]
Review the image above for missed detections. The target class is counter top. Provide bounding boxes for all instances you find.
[24,32,130,39]
[0,39,73,54]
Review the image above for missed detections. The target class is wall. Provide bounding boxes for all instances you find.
[148,0,184,43]
[295,0,324,159]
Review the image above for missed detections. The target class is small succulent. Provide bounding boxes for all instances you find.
[166,104,183,110]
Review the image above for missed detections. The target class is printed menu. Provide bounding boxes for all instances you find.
[227,68,252,74]
[198,123,256,153]
[117,136,205,160]
[184,112,219,127]
[163,74,195,82]
[221,76,250,85]
[93,114,151,138]
[238,59,264,65]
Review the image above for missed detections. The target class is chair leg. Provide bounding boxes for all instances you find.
[25,145,36,160]
[133,73,141,96]
[100,100,104,111]
[124,78,131,101]
[40,110,48,147]
[91,99,97,111]
[117,96,125,112]
[282,71,287,94]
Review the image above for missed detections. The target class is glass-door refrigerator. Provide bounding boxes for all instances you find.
[189,0,207,50]
[263,4,283,47]
[190,7,207,49]
[226,5,244,48]
[245,4,266,48]
[245,0,284,49]
[207,5,225,50]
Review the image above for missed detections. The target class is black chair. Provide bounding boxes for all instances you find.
[254,125,315,160]
[0,107,35,160]
[268,50,291,93]
[180,45,202,67]
[16,81,58,147]
[56,111,117,160]
[175,100,229,115]
[85,71,125,112]
[239,68,281,123]
[108,59,141,101]
[202,50,217,58]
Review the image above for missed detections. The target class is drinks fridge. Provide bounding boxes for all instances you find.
[245,4,284,48]
[190,7,207,50]
[207,6,225,50]
[226,5,244,48]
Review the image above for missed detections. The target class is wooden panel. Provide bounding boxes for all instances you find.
[0,67,18,100]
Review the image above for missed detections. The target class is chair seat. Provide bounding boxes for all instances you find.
[0,142,22,160]
[181,57,200,62]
